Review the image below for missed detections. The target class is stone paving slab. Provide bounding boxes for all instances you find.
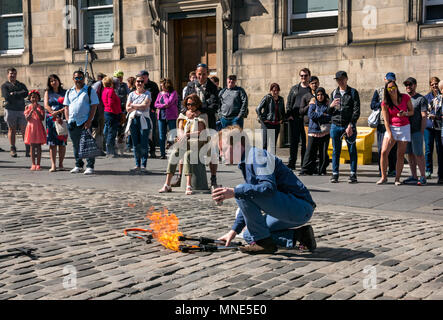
[0,181,442,300]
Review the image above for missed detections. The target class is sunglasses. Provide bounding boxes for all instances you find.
[187,102,197,107]
[300,74,309,78]
[136,80,144,83]
[74,77,84,81]
[387,86,397,92]
[404,83,413,87]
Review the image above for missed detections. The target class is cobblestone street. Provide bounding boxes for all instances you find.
[0,183,442,300]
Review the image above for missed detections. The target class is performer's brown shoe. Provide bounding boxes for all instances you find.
[239,237,277,255]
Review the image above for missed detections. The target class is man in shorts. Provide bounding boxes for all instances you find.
[403,77,428,185]
[1,68,29,157]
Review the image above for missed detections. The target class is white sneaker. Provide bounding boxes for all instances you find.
[84,168,94,175]
[70,167,82,174]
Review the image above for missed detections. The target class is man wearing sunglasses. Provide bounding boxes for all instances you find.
[402,78,428,185]
[64,70,100,175]
[182,63,220,188]
[327,71,360,183]
[286,68,311,170]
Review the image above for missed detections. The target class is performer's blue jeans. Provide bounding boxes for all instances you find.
[236,189,315,248]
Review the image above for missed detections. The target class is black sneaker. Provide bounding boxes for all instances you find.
[287,163,295,170]
[348,174,358,184]
[330,174,339,183]
[294,225,316,252]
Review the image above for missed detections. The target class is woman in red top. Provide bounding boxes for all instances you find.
[102,76,122,157]
[377,80,414,185]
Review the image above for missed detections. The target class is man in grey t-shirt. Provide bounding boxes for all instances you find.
[1,68,28,157]
[403,77,428,185]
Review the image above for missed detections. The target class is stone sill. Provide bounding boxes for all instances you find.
[284,32,337,50]
[419,24,443,41]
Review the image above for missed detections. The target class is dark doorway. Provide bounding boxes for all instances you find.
[173,16,216,94]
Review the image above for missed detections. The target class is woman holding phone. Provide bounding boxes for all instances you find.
[377,80,414,185]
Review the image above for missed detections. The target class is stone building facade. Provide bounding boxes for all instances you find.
[1,0,443,144]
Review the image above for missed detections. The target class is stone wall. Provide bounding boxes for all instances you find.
[228,0,443,132]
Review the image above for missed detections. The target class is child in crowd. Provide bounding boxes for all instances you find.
[24,90,46,170]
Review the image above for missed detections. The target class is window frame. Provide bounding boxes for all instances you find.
[423,0,443,24]
[0,4,24,54]
[287,0,339,36]
[78,0,114,50]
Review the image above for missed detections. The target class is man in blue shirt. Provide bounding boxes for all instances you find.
[64,70,100,175]
[213,126,317,254]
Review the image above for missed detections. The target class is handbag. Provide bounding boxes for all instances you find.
[54,119,68,136]
[368,109,381,128]
[320,123,331,133]
[78,129,103,158]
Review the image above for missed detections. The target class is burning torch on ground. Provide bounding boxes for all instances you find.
[124,207,243,253]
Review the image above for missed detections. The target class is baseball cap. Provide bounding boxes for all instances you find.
[138,70,149,76]
[113,70,124,78]
[403,77,417,86]
[334,71,348,79]
[385,72,396,81]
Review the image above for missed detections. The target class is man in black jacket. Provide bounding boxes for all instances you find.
[327,71,360,183]
[182,63,220,187]
[1,68,28,157]
[286,68,311,170]
[139,70,159,158]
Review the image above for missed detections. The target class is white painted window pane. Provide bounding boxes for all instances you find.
[0,1,22,15]
[292,0,338,14]
[81,0,113,8]
[84,8,113,44]
[0,16,24,50]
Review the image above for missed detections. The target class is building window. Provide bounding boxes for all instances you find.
[80,0,114,49]
[0,1,24,52]
[288,0,338,35]
[424,0,443,23]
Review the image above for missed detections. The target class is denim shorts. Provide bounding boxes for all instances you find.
[406,131,424,156]
[385,124,411,142]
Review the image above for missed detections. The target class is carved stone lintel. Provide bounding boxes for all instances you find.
[148,0,161,35]
[221,0,232,30]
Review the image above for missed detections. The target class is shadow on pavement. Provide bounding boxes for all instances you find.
[269,247,375,262]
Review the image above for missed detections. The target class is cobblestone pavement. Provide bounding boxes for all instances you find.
[0,181,442,300]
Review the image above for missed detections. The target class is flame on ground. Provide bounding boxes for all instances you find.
[146,207,183,251]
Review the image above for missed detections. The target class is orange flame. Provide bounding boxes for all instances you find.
[146,207,183,251]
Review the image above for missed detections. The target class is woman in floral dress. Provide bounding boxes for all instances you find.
[43,74,68,172]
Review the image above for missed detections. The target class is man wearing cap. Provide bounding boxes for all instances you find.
[138,70,159,158]
[371,72,398,177]
[402,77,428,185]
[327,71,360,183]
[182,63,220,188]
[218,75,248,129]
